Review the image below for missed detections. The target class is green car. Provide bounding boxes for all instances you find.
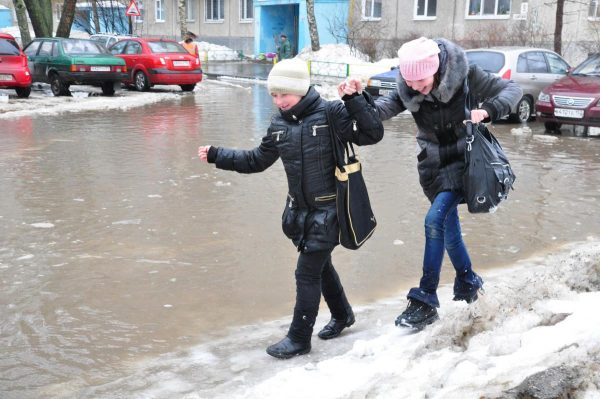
[23,37,127,96]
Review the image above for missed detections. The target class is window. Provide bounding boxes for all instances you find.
[186,0,196,21]
[125,42,142,55]
[415,0,436,18]
[517,52,548,74]
[135,0,144,22]
[24,41,41,57]
[110,40,128,55]
[240,0,253,21]
[590,0,599,19]
[467,0,510,18]
[363,0,382,19]
[206,0,224,21]
[155,0,165,21]
[545,52,570,74]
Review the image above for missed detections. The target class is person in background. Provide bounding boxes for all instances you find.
[277,34,292,61]
[181,31,199,57]
[339,37,522,330]
[198,59,383,359]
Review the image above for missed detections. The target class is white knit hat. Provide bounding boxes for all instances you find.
[267,59,310,96]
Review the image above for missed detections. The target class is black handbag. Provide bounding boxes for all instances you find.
[463,120,516,213]
[326,102,377,249]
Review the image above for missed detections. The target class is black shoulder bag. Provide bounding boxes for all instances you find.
[325,102,377,249]
[463,81,516,213]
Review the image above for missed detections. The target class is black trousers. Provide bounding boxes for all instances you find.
[287,248,351,343]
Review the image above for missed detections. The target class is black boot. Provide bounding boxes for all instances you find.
[395,299,439,330]
[453,273,484,303]
[266,336,311,359]
[317,308,355,340]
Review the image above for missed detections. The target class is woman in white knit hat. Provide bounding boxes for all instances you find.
[198,59,384,359]
[340,37,522,330]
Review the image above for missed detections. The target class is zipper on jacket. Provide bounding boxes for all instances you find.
[312,124,329,136]
[315,193,336,202]
[272,130,284,141]
[287,193,295,208]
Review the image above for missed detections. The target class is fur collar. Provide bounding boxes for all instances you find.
[396,38,469,112]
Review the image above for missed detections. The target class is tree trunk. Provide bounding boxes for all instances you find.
[11,0,31,46]
[23,0,53,37]
[554,0,565,54]
[178,0,187,40]
[306,0,320,51]
[56,0,78,38]
[91,0,101,33]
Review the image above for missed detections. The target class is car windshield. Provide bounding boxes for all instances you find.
[148,41,187,54]
[466,51,505,73]
[571,54,600,76]
[0,38,20,55]
[62,39,107,55]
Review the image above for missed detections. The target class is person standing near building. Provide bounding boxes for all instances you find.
[339,37,521,330]
[181,31,199,57]
[277,34,292,60]
[198,59,383,358]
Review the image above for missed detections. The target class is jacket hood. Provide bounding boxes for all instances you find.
[396,38,469,112]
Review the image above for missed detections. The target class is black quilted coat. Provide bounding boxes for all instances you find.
[207,87,383,252]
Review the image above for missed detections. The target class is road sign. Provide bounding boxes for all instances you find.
[125,0,141,17]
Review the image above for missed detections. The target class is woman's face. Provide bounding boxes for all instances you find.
[404,75,435,95]
[271,93,302,111]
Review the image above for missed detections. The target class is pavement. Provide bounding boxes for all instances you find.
[202,61,274,80]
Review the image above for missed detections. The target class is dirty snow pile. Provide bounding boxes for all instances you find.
[194,41,240,61]
[81,240,600,399]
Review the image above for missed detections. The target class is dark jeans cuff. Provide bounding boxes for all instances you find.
[407,287,440,308]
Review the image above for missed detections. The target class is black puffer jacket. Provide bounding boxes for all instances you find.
[374,38,522,201]
[207,87,383,252]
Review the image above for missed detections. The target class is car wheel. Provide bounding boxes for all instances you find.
[101,82,116,96]
[50,73,70,96]
[15,86,31,98]
[544,122,562,132]
[509,96,533,123]
[180,84,196,92]
[134,71,149,92]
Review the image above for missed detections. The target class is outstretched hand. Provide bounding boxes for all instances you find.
[337,78,363,98]
[198,145,211,162]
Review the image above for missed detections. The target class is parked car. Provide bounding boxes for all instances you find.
[23,37,127,96]
[90,33,135,50]
[536,53,600,132]
[365,47,571,123]
[0,32,32,98]
[109,38,202,92]
[465,47,570,122]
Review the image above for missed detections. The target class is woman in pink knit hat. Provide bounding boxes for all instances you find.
[339,37,522,330]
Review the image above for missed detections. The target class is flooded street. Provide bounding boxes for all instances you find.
[1,82,600,398]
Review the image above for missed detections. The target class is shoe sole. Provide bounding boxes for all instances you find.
[266,346,311,359]
[396,313,439,331]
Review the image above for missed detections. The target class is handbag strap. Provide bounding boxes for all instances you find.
[463,74,475,150]
[325,101,355,170]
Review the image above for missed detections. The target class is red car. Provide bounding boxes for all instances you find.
[536,53,600,131]
[109,38,202,92]
[0,33,32,98]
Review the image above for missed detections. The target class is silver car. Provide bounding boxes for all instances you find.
[466,47,571,123]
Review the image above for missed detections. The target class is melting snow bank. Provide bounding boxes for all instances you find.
[77,240,600,399]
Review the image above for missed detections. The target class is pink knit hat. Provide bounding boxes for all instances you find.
[398,37,440,81]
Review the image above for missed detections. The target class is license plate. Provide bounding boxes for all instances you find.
[554,108,584,118]
[90,66,111,72]
[173,60,190,67]
[379,89,393,96]
[0,74,13,81]
[589,126,600,136]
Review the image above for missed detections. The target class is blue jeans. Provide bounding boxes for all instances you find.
[407,191,481,308]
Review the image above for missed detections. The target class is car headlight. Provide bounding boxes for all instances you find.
[368,79,381,88]
[538,91,550,103]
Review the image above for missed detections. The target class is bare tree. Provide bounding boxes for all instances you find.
[91,0,101,33]
[11,0,31,45]
[306,0,320,51]
[178,0,187,40]
[23,0,53,37]
[74,0,130,34]
[554,0,566,54]
[56,0,78,38]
